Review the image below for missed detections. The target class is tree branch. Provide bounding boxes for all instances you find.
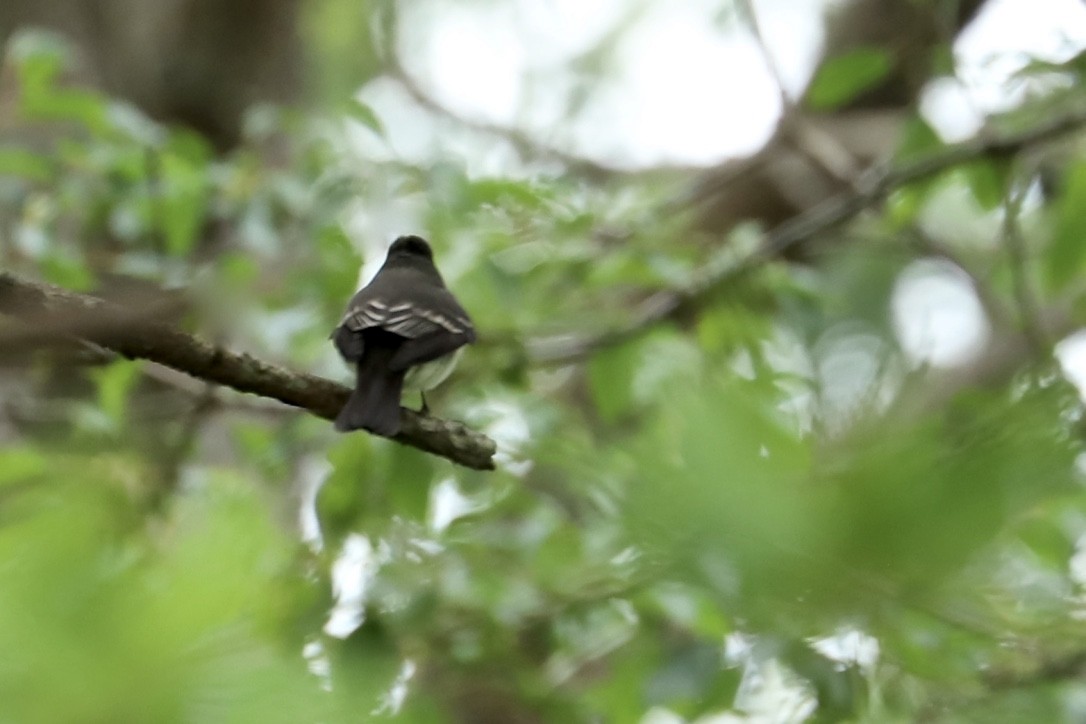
[528,107,1086,365]
[1001,174,1049,354]
[0,273,497,471]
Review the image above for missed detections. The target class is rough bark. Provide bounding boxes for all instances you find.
[0,272,497,470]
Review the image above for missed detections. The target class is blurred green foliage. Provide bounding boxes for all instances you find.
[0,457,330,722]
[806,47,894,110]
[2,11,1086,724]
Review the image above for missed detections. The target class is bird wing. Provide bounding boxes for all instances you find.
[336,263,475,341]
[339,294,474,340]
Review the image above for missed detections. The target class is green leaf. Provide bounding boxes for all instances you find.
[304,0,382,103]
[0,448,48,487]
[9,31,66,98]
[887,117,944,226]
[582,636,664,721]
[0,147,53,183]
[318,435,378,543]
[158,150,211,256]
[315,224,363,310]
[1013,48,1086,81]
[218,250,261,285]
[346,99,386,137]
[231,422,280,468]
[468,178,554,210]
[807,47,894,110]
[25,88,109,134]
[40,251,95,291]
[386,444,436,522]
[587,339,643,424]
[1015,508,1077,570]
[895,115,943,162]
[1046,161,1086,291]
[92,360,143,430]
[962,159,1010,211]
[9,31,108,133]
[588,330,704,424]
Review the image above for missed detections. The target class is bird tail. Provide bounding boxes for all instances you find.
[334,348,405,437]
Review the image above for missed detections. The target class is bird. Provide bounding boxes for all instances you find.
[331,235,476,437]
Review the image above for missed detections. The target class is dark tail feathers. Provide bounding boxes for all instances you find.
[335,350,405,437]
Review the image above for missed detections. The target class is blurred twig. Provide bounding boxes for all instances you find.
[736,0,791,110]
[527,107,1086,365]
[0,273,497,471]
[153,380,218,505]
[983,648,1086,691]
[906,226,1012,329]
[139,361,293,417]
[738,2,869,189]
[1001,175,1049,354]
[385,54,616,181]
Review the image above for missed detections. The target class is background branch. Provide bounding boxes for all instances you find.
[0,273,497,471]
[1001,173,1049,354]
[528,107,1086,365]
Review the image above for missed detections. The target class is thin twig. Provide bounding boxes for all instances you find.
[906,226,1013,330]
[153,380,218,505]
[1001,174,1049,354]
[780,116,867,187]
[736,0,791,110]
[140,361,292,417]
[737,1,869,189]
[144,146,168,257]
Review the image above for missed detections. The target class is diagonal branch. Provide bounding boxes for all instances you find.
[0,273,496,471]
[528,106,1086,365]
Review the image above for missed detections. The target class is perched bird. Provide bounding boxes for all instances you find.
[332,235,475,437]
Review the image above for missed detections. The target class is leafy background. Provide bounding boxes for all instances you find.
[2,0,1086,722]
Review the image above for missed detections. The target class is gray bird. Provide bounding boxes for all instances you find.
[332,235,475,436]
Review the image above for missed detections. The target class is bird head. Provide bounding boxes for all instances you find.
[388,235,434,260]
